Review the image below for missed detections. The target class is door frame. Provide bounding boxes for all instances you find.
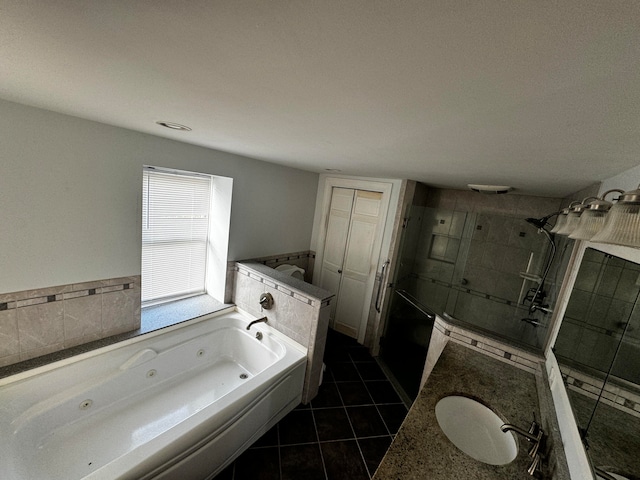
[312,177,393,344]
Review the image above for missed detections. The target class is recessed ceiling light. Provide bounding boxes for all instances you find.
[156,121,192,131]
[325,169,342,172]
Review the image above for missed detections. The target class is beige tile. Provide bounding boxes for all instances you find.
[449,189,473,211]
[102,290,136,334]
[233,272,265,317]
[102,276,139,287]
[515,195,563,220]
[14,284,72,300]
[72,280,106,291]
[17,296,50,308]
[263,285,315,347]
[64,290,90,300]
[102,284,124,294]
[0,292,18,303]
[0,309,20,357]
[0,353,21,368]
[63,294,103,341]
[275,322,307,347]
[17,302,64,352]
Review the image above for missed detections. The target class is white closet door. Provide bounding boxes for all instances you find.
[320,188,384,339]
[319,188,355,320]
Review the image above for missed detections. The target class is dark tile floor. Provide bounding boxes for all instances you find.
[214,329,408,480]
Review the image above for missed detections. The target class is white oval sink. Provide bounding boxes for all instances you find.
[435,396,518,465]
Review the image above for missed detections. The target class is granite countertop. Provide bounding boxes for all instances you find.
[373,342,543,479]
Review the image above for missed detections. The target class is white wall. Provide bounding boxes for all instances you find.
[0,99,319,293]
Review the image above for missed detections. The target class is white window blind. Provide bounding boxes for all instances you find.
[142,168,212,304]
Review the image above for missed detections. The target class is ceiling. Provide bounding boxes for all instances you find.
[2,1,639,197]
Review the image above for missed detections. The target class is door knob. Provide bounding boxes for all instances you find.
[338,269,343,273]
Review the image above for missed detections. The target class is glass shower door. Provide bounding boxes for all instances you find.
[378,289,435,402]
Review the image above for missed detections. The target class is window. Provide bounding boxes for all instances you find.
[142,167,213,305]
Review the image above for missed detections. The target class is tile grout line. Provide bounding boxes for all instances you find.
[354,352,397,441]
[349,349,378,479]
[277,422,282,480]
[309,405,329,480]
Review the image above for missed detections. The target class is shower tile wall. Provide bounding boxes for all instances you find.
[408,188,564,348]
[0,276,141,367]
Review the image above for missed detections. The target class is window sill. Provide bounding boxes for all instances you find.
[140,294,230,333]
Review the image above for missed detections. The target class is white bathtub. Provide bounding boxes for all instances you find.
[0,307,307,480]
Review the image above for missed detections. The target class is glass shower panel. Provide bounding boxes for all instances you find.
[447,214,553,348]
[379,203,564,405]
[394,207,558,351]
[379,289,434,402]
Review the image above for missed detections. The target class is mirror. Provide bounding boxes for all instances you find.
[554,247,640,479]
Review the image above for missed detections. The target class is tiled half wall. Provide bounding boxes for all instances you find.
[422,315,543,388]
[249,250,315,283]
[232,261,333,404]
[0,276,141,367]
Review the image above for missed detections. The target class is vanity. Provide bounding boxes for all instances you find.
[374,240,640,480]
[373,340,569,479]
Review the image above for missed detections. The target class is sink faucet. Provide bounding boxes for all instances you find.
[501,423,543,443]
[501,421,544,475]
[246,316,268,330]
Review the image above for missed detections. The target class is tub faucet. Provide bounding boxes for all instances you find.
[246,316,268,330]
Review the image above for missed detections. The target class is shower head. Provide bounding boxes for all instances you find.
[525,217,549,229]
[525,210,563,231]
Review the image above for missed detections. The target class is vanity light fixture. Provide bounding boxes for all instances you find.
[549,205,573,234]
[554,199,597,236]
[590,185,640,248]
[535,186,640,248]
[569,190,625,241]
[156,121,192,131]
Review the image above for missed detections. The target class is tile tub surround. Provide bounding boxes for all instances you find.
[0,276,140,368]
[373,342,565,480]
[232,261,334,404]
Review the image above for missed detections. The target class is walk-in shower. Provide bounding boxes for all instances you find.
[378,195,572,403]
